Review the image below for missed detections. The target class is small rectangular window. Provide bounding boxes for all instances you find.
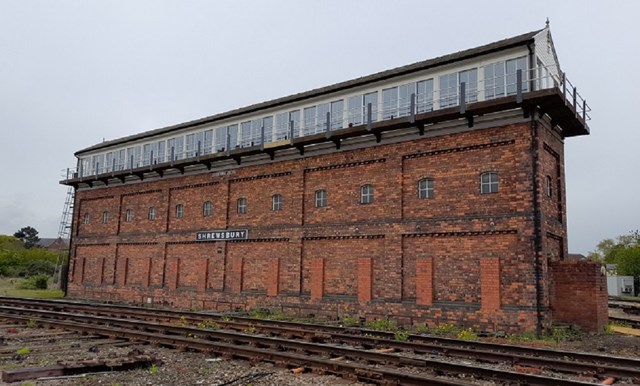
[272,194,283,211]
[237,198,247,214]
[102,211,109,224]
[481,172,499,194]
[418,179,434,199]
[203,201,213,217]
[148,207,156,221]
[360,184,374,204]
[125,209,133,222]
[175,204,184,218]
[315,190,327,208]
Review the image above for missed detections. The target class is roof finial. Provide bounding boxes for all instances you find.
[545,18,550,28]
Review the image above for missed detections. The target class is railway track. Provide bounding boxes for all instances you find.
[1,297,640,385]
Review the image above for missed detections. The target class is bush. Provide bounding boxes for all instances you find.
[17,275,50,290]
[25,260,55,276]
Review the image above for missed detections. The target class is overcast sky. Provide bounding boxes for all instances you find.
[0,1,637,254]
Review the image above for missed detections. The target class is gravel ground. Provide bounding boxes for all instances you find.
[1,323,640,386]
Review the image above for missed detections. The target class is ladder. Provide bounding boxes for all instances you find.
[57,186,74,240]
[54,185,74,285]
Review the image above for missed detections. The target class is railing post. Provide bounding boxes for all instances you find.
[325,111,331,138]
[582,100,587,121]
[130,155,134,171]
[226,133,231,157]
[562,73,566,101]
[573,87,577,117]
[410,93,416,124]
[112,158,116,173]
[95,162,99,176]
[171,146,175,163]
[149,151,154,169]
[260,125,265,151]
[516,69,523,104]
[289,120,294,144]
[366,103,372,131]
[459,82,466,114]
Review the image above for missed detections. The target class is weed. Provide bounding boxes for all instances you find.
[545,325,580,343]
[341,315,360,327]
[148,363,159,375]
[394,330,410,341]
[507,330,537,343]
[177,315,189,327]
[25,320,37,329]
[365,318,398,332]
[20,382,35,386]
[431,323,461,337]
[269,310,287,321]
[456,328,478,341]
[249,308,270,319]
[221,315,233,322]
[243,325,257,334]
[412,324,429,334]
[196,320,220,330]
[15,347,30,355]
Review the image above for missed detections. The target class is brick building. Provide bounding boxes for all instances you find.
[61,26,605,333]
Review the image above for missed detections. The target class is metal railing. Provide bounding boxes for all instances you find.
[65,65,590,179]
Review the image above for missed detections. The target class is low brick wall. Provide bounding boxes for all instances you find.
[549,261,608,332]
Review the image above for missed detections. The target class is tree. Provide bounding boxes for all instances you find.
[13,226,40,249]
[590,230,640,295]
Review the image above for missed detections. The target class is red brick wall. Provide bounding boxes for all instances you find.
[549,261,608,332]
[65,119,584,333]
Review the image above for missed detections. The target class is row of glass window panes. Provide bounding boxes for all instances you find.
[80,58,528,176]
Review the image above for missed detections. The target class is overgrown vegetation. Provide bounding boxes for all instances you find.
[17,274,49,290]
[0,232,66,281]
[0,232,64,298]
[589,230,640,295]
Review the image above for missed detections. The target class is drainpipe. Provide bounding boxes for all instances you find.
[530,116,543,337]
[527,42,543,337]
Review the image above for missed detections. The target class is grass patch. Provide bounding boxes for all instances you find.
[0,277,63,298]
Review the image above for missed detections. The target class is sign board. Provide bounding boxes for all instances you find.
[196,229,249,241]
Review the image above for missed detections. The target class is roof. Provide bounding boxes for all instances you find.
[76,29,541,156]
[35,238,70,248]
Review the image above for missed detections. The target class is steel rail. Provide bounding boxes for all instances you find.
[2,296,639,373]
[0,306,606,386]
[0,310,481,386]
